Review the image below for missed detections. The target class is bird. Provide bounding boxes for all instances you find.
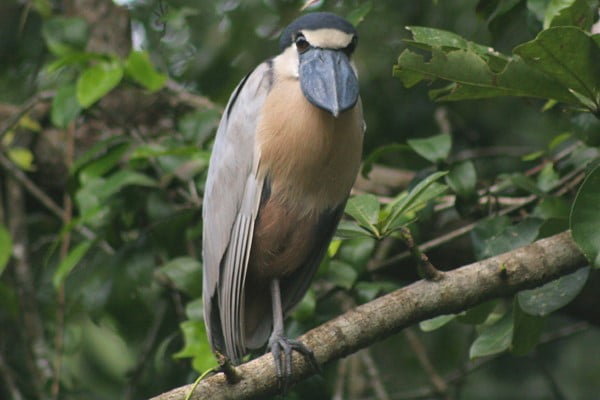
[202,12,364,387]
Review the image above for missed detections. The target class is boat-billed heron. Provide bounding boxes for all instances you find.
[202,12,364,384]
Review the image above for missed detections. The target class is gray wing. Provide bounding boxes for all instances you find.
[202,61,272,363]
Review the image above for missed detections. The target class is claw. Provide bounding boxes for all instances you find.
[268,334,321,392]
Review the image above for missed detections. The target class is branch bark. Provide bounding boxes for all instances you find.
[151,231,586,400]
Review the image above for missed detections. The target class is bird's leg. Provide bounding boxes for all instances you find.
[268,278,320,391]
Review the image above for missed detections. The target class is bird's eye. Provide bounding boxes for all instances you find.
[295,34,310,53]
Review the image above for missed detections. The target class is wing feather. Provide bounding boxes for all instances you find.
[202,61,272,362]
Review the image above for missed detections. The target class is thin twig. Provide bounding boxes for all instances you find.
[534,352,567,400]
[0,349,23,400]
[400,227,444,281]
[125,301,168,400]
[0,91,54,141]
[164,80,222,112]
[390,322,590,400]
[403,328,449,399]
[0,150,115,254]
[359,349,391,400]
[52,121,75,400]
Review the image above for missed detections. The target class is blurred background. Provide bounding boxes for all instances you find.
[0,0,599,399]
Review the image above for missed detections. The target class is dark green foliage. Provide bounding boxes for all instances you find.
[1,0,599,399]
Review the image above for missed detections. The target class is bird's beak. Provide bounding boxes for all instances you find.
[299,48,359,118]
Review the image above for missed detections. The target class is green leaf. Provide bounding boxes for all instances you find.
[95,169,156,199]
[382,171,448,234]
[473,217,544,260]
[420,314,456,332]
[508,173,547,196]
[512,300,547,355]
[457,301,497,325]
[338,238,376,275]
[42,17,89,55]
[407,133,452,163]
[537,163,560,192]
[79,142,130,183]
[53,241,94,288]
[346,1,372,26]
[174,321,217,373]
[514,27,600,112]
[518,266,590,315]
[447,160,477,196]
[344,194,380,237]
[77,60,124,108]
[124,51,167,92]
[361,143,410,178]
[394,27,581,105]
[185,298,204,321]
[533,197,570,219]
[354,281,399,303]
[156,257,203,297]
[545,0,598,29]
[51,84,82,128]
[8,148,35,171]
[324,260,358,290]
[334,220,375,239]
[0,225,12,277]
[571,165,600,267]
[292,289,316,322]
[469,311,513,359]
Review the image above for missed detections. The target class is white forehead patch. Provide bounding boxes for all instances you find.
[301,28,354,49]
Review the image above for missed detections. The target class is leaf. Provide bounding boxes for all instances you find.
[334,220,375,240]
[53,241,94,288]
[344,194,380,237]
[292,289,316,322]
[346,1,372,26]
[185,298,204,321]
[42,17,89,55]
[473,217,544,260]
[382,171,448,234]
[420,314,455,332]
[77,60,124,108]
[8,148,35,171]
[95,169,156,199]
[514,26,600,112]
[545,0,597,29]
[508,173,547,196]
[338,237,376,275]
[394,28,581,105]
[124,51,167,92]
[447,160,477,196]
[512,300,547,355]
[457,301,497,325]
[324,260,358,290]
[407,133,452,163]
[536,162,560,192]
[518,266,590,315]
[361,143,410,178]
[0,225,12,277]
[469,311,513,359]
[156,257,203,297]
[174,321,217,373]
[354,281,399,303]
[571,164,600,267]
[79,142,130,183]
[51,84,82,128]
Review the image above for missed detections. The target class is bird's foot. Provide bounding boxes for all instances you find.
[268,334,321,392]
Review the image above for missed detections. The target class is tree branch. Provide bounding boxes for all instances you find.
[150,231,586,400]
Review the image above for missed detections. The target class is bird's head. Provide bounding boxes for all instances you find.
[277,12,359,118]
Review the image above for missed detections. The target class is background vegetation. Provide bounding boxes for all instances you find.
[0,0,599,399]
